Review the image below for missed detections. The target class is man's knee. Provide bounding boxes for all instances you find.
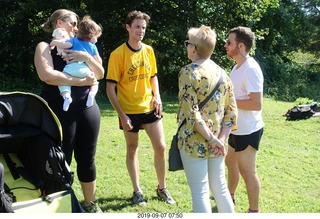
[153,143,165,156]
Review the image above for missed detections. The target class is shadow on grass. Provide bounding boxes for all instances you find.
[95,195,179,212]
[95,196,133,212]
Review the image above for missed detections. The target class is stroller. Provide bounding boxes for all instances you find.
[0,92,82,213]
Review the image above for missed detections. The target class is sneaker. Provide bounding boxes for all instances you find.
[156,187,176,205]
[132,191,147,206]
[82,201,103,213]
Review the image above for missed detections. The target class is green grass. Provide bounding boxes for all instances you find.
[70,96,320,213]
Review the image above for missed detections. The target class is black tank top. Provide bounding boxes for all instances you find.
[40,40,91,109]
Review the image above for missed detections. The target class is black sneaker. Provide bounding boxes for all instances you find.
[82,201,103,213]
[132,191,147,206]
[156,187,176,205]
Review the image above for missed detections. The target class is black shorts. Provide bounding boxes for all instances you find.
[228,128,264,152]
[119,109,162,133]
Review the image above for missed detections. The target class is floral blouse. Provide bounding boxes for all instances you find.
[177,59,237,158]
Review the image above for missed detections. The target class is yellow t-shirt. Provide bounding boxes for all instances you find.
[107,42,157,114]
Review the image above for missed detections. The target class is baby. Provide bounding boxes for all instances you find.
[50,16,103,111]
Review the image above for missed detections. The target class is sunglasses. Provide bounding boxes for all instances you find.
[225,39,240,46]
[68,21,77,27]
[184,40,195,47]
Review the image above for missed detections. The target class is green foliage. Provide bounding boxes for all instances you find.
[0,0,319,102]
[294,97,315,105]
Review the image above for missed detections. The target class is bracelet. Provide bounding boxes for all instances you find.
[207,135,216,143]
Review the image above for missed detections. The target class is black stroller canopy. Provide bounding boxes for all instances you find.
[0,92,82,212]
[0,92,61,143]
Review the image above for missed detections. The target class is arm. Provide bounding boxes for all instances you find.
[150,75,162,117]
[179,66,224,155]
[34,41,95,86]
[106,81,133,131]
[236,92,262,111]
[194,79,236,156]
[90,54,104,80]
[63,50,105,80]
[50,40,73,49]
[194,118,225,156]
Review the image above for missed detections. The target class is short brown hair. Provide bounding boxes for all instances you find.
[125,10,150,26]
[77,15,102,41]
[228,26,255,52]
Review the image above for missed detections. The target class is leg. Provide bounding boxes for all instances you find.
[80,180,96,204]
[90,83,99,96]
[209,156,234,213]
[86,83,99,107]
[180,146,211,213]
[74,104,100,209]
[144,120,176,205]
[144,120,166,189]
[123,131,141,193]
[59,86,72,111]
[225,144,240,200]
[237,146,260,211]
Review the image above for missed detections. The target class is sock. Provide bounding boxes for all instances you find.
[63,93,72,111]
[248,209,260,213]
[86,91,94,107]
[158,185,166,191]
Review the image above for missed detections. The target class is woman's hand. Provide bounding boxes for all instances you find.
[83,72,97,86]
[63,50,88,63]
[208,137,225,156]
[63,49,104,80]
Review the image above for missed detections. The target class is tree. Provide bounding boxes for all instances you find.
[0,0,318,101]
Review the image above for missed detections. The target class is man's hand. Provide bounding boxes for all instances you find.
[152,96,162,118]
[120,115,133,131]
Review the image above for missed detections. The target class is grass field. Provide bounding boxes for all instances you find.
[70,96,320,214]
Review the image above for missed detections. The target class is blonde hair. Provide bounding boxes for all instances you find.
[41,9,79,33]
[188,25,216,57]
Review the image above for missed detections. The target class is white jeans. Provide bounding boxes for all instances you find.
[180,146,234,213]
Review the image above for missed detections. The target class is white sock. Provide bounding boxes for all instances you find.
[86,92,94,107]
[63,93,72,111]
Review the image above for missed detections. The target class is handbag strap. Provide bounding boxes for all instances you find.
[178,72,224,131]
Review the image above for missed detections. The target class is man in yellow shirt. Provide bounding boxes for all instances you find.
[106,10,175,206]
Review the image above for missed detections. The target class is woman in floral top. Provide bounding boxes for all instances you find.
[177,25,237,213]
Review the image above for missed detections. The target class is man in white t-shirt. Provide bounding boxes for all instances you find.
[224,26,264,213]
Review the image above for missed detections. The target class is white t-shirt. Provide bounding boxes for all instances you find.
[230,57,265,135]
